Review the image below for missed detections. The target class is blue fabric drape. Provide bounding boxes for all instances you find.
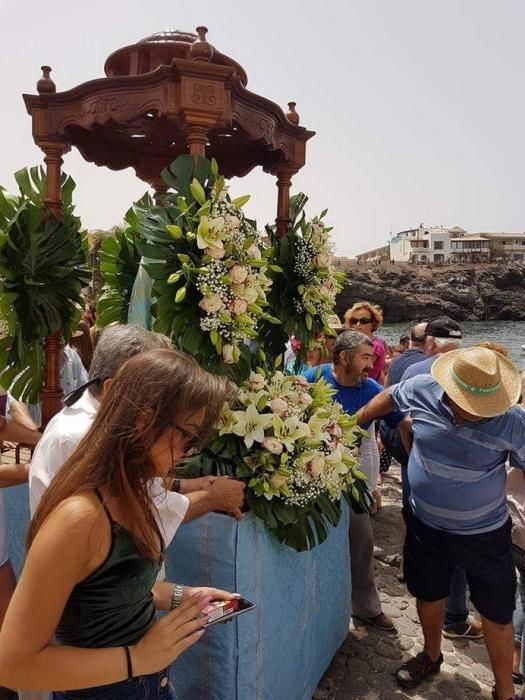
[165,508,351,700]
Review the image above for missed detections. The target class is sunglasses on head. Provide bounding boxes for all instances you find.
[348,317,372,326]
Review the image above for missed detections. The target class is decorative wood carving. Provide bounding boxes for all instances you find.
[37,66,56,94]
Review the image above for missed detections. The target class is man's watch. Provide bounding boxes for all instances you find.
[171,583,184,610]
[172,478,181,493]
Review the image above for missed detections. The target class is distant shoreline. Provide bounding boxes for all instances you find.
[335,261,525,323]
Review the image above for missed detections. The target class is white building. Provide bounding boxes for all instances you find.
[389,224,466,263]
[451,232,525,262]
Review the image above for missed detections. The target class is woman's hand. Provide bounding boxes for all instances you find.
[182,586,240,603]
[131,593,211,677]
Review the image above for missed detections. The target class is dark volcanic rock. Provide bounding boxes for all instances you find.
[335,262,525,322]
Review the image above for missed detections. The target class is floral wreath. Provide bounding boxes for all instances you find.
[137,155,278,379]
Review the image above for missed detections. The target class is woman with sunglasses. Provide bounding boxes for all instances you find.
[0,349,237,699]
[343,302,387,384]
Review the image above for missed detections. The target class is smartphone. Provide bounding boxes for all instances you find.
[202,597,256,628]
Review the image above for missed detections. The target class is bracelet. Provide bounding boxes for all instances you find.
[171,583,184,610]
[124,645,133,679]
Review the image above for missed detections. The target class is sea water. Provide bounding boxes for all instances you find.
[381,320,525,368]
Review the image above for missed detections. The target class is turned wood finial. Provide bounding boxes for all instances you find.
[286,101,300,125]
[37,66,56,94]
[190,26,214,62]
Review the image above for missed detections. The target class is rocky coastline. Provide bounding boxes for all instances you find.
[335,262,525,322]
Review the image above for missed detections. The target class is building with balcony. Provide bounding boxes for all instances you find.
[450,235,491,261]
[479,232,525,261]
[450,232,525,262]
[389,224,466,263]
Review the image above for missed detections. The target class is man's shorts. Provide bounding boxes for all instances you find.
[403,505,516,624]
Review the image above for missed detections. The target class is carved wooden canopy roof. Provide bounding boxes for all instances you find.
[23,28,315,186]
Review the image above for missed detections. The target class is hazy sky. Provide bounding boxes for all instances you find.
[1,0,524,256]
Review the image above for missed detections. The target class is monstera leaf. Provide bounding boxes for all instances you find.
[0,167,88,402]
[96,196,150,327]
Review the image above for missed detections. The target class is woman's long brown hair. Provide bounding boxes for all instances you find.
[28,349,235,559]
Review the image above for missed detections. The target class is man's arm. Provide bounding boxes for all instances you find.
[0,416,41,445]
[179,476,216,494]
[356,390,396,427]
[6,399,38,431]
[0,463,29,488]
[183,477,245,522]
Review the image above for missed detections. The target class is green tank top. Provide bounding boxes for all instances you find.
[55,490,164,648]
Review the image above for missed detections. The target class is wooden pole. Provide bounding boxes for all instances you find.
[275,166,296,238]
[40,140,68,427]
[187,125,208,158]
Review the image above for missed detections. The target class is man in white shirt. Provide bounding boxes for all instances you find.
[29,324,245,544]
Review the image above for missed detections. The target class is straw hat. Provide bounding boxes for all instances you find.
[431,347,521,418]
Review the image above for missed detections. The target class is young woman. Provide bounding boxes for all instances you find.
[343,301,386,384]
[0,349,237,698]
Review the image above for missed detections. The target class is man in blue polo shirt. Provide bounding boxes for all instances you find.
[357,346,525,700]
[305,331,408,633]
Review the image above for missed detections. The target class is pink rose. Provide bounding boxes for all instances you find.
[199,293,224,313]
[230,298,248,315]
[248,372,265,390]
[205,242,226,260]
[247,243,262,260]
[270,398,289,417]
[262,437,284,455]
[228,264,249,284]
[298,391,313,406]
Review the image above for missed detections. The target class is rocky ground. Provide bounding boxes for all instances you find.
[336,261,525,322]
[314,465,496,700]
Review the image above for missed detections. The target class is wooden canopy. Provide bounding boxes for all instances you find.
[23,27,315,424]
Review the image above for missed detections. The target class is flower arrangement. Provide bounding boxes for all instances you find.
[138,155,278,379]
[188,369,369,551]
[260,193,345,367]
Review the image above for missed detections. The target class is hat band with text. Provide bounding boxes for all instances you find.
[452,370,502,396]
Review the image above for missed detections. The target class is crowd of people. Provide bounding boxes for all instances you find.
[0,304,525,699]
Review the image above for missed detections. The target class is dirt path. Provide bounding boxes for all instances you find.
[315,465,495,699]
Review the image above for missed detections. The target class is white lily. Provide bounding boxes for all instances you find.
[325,447,349,474]
[272,414,311,451]
[307,414,331,443]
[230,403,273,448]
[196,216,225,249]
